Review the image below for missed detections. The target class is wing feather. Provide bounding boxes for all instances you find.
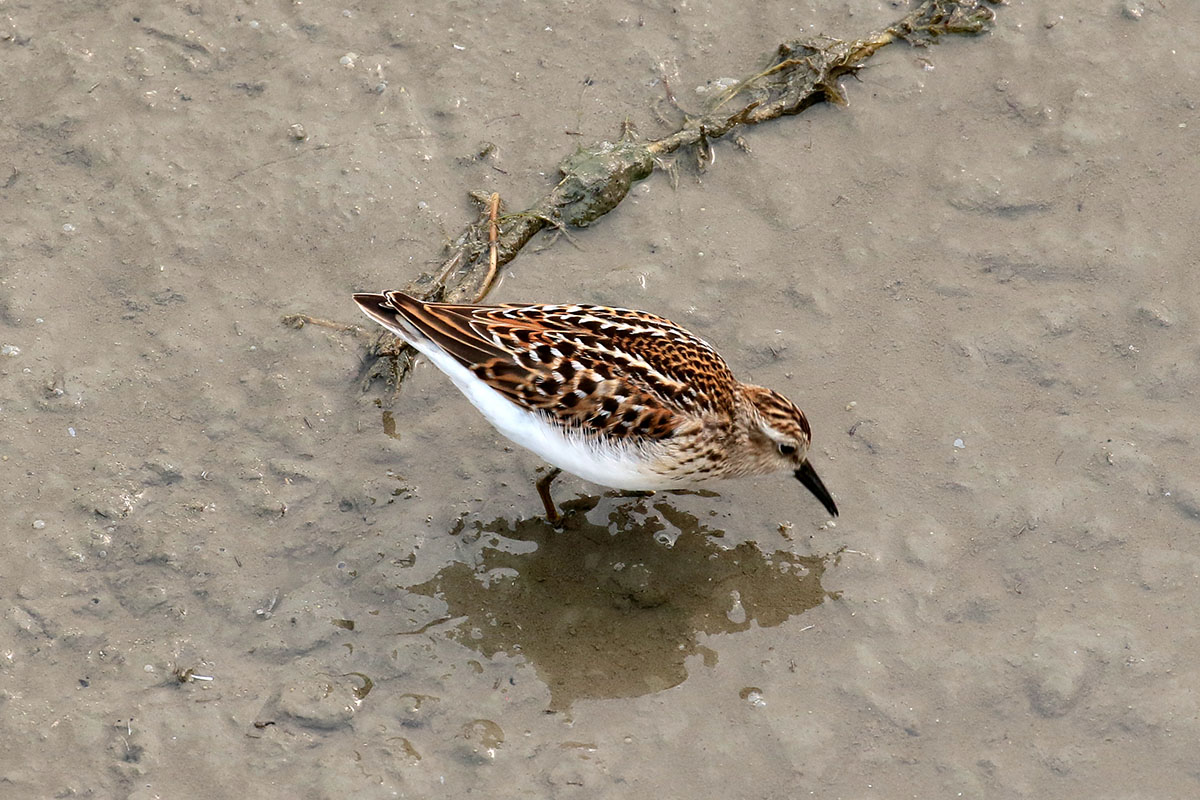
[370,292,736,442]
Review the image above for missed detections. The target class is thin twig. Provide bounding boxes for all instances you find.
[474,192,501,302]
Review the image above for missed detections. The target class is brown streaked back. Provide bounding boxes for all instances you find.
[375,291,743,441]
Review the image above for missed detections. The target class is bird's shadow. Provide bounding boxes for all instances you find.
[409,492,841,710]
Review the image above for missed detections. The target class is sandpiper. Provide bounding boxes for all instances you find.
[354,291,837,523]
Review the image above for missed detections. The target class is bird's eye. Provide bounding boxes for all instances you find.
[778,443,797,456]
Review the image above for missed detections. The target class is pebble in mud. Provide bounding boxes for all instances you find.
[903,524,953,569]
[272,676,357,730]
[8,605,48,637]
[1171,485,1200,520]
[383,736,422,768]
[457,719,504,763]
[1038,297,1084,337]
[142,460,184,485]
[1136,547,1200,593]
[1021,627,1099,718]
[78,486,140,519]
[1133,301,1174,328]
[267,458,315,482]
[395,692,439,729]
[1121,1,1146,20]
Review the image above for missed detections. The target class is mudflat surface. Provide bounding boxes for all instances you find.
[2,1,1198,797]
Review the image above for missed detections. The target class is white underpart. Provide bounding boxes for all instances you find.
[367,310,673,490]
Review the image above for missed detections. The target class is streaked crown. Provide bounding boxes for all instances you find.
[740,384,812,446]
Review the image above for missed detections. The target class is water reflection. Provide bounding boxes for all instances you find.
[410,493,838,710]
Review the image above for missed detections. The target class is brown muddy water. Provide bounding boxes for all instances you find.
[2,1,1198,798]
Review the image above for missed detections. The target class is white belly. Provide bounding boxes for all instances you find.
[404,334,674,491]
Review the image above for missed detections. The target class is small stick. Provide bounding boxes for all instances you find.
[474,192,502,303]
[281,313,364,335]
[433,249,465,288]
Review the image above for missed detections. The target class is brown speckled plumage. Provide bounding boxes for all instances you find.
[354,290,838,519]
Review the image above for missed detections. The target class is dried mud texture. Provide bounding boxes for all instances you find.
[2,1,1199,798]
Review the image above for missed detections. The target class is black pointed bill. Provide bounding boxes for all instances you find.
[795,460,838,517]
